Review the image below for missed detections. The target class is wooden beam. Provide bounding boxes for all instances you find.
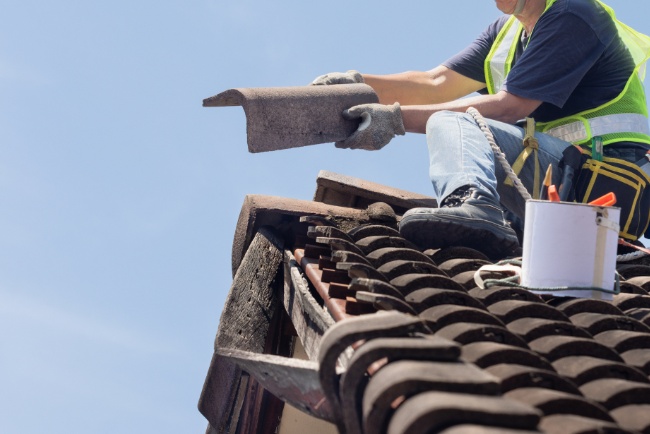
[198,227,285,433]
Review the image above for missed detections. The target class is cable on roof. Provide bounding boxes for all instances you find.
[475,259,622,296]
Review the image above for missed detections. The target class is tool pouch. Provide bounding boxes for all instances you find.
[572,152,650,241]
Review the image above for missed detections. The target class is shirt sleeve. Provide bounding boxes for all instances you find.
[442,17,508,84]
[503,10,607,108]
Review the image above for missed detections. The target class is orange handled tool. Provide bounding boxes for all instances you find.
[588,192,617,207]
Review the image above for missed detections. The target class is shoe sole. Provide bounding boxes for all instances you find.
[399,213,520,260]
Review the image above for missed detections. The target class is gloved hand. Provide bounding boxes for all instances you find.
[336,103,406,151]
[311,70,364,85]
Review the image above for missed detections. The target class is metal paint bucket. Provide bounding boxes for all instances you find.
[521,200,621,300]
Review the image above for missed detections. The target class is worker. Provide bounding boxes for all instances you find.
[312,0,650,259]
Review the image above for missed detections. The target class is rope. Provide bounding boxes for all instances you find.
[617,238,650,261]
[617,251,649,262]
[467,107,532,202]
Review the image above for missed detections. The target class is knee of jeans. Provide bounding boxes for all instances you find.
[426,110,466,136]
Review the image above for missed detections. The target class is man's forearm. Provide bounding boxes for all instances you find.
[362,71,441,105]
[361,66,485,106]
[401,91,542,133]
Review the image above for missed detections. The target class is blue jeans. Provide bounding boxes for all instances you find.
[426,110,572,219]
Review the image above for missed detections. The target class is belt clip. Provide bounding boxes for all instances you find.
[592,136,603,162]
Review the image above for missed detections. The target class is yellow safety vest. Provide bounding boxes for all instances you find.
[485,0,650,147]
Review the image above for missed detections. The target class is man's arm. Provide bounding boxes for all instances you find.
[362,65,486,105]
[401,90,542,133]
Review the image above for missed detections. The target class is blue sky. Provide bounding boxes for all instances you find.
[1,1,647,433]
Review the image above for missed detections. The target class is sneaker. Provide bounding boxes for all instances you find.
[399,187,520,259]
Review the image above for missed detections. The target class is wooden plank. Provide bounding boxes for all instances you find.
[216,348,335,422]
[283,250,335,361]
[198,227,285,433]
[313,170,437,213]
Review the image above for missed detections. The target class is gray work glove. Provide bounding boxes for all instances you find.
[311,70,364,85]
[336,103,406,151]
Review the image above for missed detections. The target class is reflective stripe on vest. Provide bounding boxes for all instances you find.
[545,113,650,143]
[484,18,520,95]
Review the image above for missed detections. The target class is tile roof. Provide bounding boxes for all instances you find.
[200,171,650,434]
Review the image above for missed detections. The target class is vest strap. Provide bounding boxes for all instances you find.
[544,113,650,143]
[505,117,541,198]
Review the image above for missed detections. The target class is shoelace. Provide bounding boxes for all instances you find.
[440,186,471,208]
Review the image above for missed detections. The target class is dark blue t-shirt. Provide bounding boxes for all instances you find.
[443,0,634,123]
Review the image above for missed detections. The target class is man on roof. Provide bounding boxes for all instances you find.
[313,0,650,259]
